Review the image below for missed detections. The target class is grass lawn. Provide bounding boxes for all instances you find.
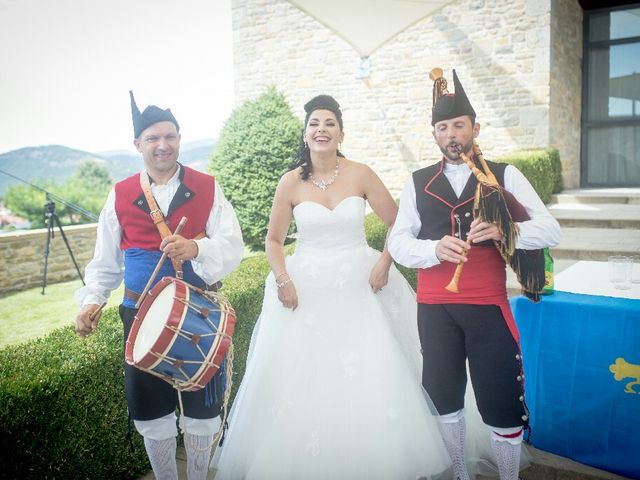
[0,280,124,348]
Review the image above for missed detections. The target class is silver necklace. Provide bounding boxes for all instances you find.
[309,160,340,191]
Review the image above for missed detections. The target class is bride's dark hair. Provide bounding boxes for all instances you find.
[289,94,345,180]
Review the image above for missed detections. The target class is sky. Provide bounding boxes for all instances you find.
[0,0,234,155]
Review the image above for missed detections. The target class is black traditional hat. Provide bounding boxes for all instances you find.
[304,94,344,130]
[130,90,180,138]
[430,68,476,126]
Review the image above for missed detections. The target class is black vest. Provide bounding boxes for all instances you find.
[412,159,507,245]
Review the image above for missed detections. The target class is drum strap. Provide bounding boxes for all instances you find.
[139,172,184,277]
[139,172,207,275]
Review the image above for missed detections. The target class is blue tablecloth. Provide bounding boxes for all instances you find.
[511,291,640,479]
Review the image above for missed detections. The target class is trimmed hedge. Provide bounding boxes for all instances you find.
[495,148,563,203]
[0,310,149,479]
[209,88,302,251]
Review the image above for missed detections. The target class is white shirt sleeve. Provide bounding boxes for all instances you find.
[75,188,124,307]
[191,182,244,285]
[387,178,441,269]
[504,165,561,250]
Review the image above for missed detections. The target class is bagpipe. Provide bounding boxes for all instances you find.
[444,141,545,302]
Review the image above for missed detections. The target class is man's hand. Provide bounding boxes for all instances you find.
[160,235,199,263]
[435,235,469,264]
[75,304,103,338]
[467,218,503,244]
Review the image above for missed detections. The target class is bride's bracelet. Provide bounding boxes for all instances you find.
[275,271,289,281]
[276,277,292,288]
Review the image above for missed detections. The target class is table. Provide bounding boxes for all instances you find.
[511,261,640,479]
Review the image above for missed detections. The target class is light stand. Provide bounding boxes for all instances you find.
[41,194,86,294]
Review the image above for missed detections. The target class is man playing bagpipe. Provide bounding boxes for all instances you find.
[389,68,561,479]
[75,91,244,480]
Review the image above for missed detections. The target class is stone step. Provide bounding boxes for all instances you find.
[548,203,640,229]
[551,227,640,261]
[552,188,640,205]
[518,445,634,480]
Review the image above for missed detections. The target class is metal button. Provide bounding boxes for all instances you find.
[517,375,522,381]
[515,354,521,360]
[465,212,471,218]
[522,415,529,422]
[519,395,524,402]
[454,232,459,237]
[137,200,143,205]
[185,192,191,198]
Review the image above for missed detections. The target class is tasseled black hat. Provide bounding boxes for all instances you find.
[130,90,180,138]
[304,94,344,130]
[430,68,476,126]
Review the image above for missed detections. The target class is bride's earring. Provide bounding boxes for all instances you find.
[304,139,309,150]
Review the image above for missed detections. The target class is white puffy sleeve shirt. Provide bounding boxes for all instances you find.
[76,170,244,307]
[388,163,561,269]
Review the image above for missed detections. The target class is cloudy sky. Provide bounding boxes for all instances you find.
[0,0,234,154]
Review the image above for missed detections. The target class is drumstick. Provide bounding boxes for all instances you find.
[135,216,188,309]
[89,302,107,322]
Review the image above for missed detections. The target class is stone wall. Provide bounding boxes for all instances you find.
[550,0,583,188]
[231,0,576,197]
[0,224,96,294]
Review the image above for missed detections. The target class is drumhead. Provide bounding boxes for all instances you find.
[133,281,176,363]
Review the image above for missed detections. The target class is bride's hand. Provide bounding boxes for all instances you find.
[369,258,390,294]
[277,280,299,310]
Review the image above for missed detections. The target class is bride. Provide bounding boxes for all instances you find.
[213,95,452,479]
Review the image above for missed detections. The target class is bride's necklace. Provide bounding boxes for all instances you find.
[309,159,340,191]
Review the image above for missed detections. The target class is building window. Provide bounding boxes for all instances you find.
[582,4,640,187]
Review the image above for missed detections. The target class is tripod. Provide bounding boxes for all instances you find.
[41,195,85,295]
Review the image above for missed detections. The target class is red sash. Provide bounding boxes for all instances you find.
[417,247,520,343]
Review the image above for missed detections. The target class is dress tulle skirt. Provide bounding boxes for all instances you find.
[213,245,452,479]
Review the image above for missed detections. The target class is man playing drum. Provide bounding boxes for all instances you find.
[75,92,244,480]
[388,69,561,479]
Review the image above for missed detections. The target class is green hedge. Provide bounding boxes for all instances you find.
[0,310,149,479]
[495,148,563,203]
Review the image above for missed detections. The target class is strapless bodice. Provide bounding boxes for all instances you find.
[292,196,367,254]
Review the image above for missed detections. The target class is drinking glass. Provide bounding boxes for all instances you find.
[608,255,632,290]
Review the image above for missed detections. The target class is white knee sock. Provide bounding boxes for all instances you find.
[143,436,178,480]
[184,432,214,480]
[490,429,522,480]
[437,411,470,480]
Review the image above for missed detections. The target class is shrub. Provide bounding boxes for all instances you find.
[209,88,302,251]
[495,148,563,203]
[0,310,149,479]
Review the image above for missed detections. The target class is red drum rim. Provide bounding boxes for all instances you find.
[125,277,187,369]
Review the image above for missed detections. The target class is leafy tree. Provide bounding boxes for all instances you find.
[209,87,302,250]
[60,160,112,222]
[4,160,112,228]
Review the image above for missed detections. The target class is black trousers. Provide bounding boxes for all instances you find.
[120,305,223,421]
[418,303,526,428]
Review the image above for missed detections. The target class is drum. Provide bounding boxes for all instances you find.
[125,276,235,392]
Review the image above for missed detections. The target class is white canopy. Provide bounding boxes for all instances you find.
[287,0,453,57]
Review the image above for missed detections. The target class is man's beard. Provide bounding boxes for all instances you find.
[439,140,473,162]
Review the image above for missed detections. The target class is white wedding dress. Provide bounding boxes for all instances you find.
[213,196,493,479]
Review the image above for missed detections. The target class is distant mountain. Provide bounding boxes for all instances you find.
[0,140,216,197]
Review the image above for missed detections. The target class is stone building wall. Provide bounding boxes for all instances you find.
[231,0,578,197]
[0,224,96,294]
[550,0,583,188]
